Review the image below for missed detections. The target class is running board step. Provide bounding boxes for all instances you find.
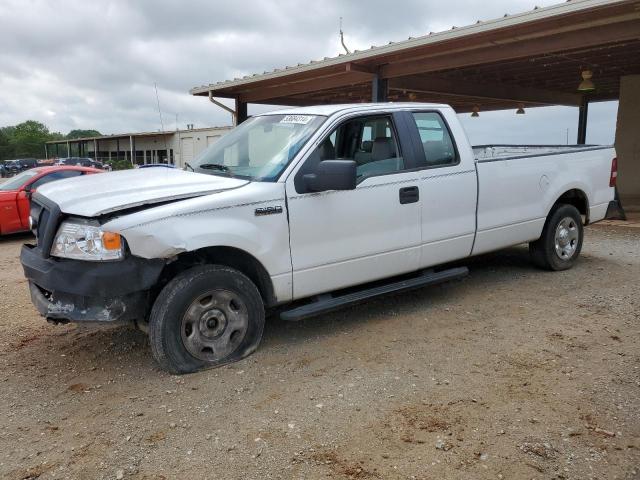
[280,266,468,322]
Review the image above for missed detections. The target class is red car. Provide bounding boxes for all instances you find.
[0,166,102,235]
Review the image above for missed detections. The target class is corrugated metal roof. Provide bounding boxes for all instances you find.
[190,0,627,95]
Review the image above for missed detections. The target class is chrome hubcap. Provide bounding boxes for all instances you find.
[554,217,579,260]
[180,289,248,362]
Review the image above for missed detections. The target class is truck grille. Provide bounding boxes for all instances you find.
[30,200,45,239]
[30,195,62,258]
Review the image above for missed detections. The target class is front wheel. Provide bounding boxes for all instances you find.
[529,204,584,271]
[149,265,265,374]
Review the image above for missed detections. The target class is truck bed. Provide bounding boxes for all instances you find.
[473,144,613,162]
[471,143,616,256]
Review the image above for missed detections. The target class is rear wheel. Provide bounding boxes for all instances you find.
[149,265,265,374]
[529,204,584,271]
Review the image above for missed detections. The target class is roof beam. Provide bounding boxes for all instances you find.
[388,75,583,106]
[380,18,640,79]
[250,96,319,107]
[238,71,372,103]
[345,62,376,76]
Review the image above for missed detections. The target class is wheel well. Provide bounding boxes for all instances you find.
[158,246,277,307]
[554,189,589,224]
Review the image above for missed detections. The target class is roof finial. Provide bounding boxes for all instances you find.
[340,17,351,54]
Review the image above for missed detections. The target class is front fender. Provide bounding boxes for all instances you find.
[102,182,292,299]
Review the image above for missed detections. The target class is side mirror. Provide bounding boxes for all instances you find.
[303,160,357,193]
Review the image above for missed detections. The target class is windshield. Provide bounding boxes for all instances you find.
[0,169,39,190]
[191,114,325,181]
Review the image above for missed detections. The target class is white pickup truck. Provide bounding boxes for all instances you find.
[21,103,617,373]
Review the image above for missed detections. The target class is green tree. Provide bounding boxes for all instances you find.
[67,129,101,139]
[110,159,134,170]
[0,126,16,160]
[11,120,51,158]
[0,123,103,161]
[49,131,65,141]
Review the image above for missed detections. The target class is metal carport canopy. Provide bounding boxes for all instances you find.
[190,0,640,117]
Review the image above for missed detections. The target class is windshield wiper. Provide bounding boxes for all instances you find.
[184,162,194,172]
[198,163,234,177]
[199,163,230,171]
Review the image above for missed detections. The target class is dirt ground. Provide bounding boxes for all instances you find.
[0,224,638,480]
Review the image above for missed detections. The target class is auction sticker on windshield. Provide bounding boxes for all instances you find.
[280,115,314,125]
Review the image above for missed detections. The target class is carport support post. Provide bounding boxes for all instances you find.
[372,74,388,102]
[66,141,70,157]
[235,98,248,126]
[94,139,98,161]
[44,143,48,160]
[577,98,589,144]
[129,135,134,166]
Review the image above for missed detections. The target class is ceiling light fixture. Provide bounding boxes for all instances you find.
[578,70,595,92]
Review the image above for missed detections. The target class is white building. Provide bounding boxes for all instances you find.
[46,126,232,169]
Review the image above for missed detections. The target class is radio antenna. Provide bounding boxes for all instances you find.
[154,83,165,134]
[339,17,350,54]
[154,83,169,160]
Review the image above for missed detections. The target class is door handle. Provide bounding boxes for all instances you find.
[399,186,419,204]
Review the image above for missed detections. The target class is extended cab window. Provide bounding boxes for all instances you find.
[412,112,457,167]
[316,115,403,180]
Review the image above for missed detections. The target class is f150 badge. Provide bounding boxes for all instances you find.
[255,205,283,216]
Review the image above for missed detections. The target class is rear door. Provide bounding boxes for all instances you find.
[286,112,423,299]
[405,110,478,267]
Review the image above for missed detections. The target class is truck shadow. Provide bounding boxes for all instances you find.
[261,244,611,349]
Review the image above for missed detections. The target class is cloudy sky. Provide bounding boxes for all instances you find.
[0,0,618,145]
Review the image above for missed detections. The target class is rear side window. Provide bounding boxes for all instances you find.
[412,112,457,167]
[30,170,83,190]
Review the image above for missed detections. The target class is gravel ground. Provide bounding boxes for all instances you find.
[0,224,638,480]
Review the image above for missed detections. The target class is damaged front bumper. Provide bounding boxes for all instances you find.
[21,244,164,324]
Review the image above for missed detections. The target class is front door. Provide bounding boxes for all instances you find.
[286,113,422,299]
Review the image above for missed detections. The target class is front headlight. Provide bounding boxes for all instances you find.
[51,219,124,261]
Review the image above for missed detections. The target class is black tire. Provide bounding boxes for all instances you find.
[149,265,265,374]
[529,204,584,271]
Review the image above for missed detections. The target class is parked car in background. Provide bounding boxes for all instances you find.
[0,166,102,235]
[0,163,6,178]
[55,157,105,169]
[4,160,21,176]
[139,163,176,169]
[3,158,39,176]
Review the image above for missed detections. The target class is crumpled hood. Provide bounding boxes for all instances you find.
[35,168,249,217]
